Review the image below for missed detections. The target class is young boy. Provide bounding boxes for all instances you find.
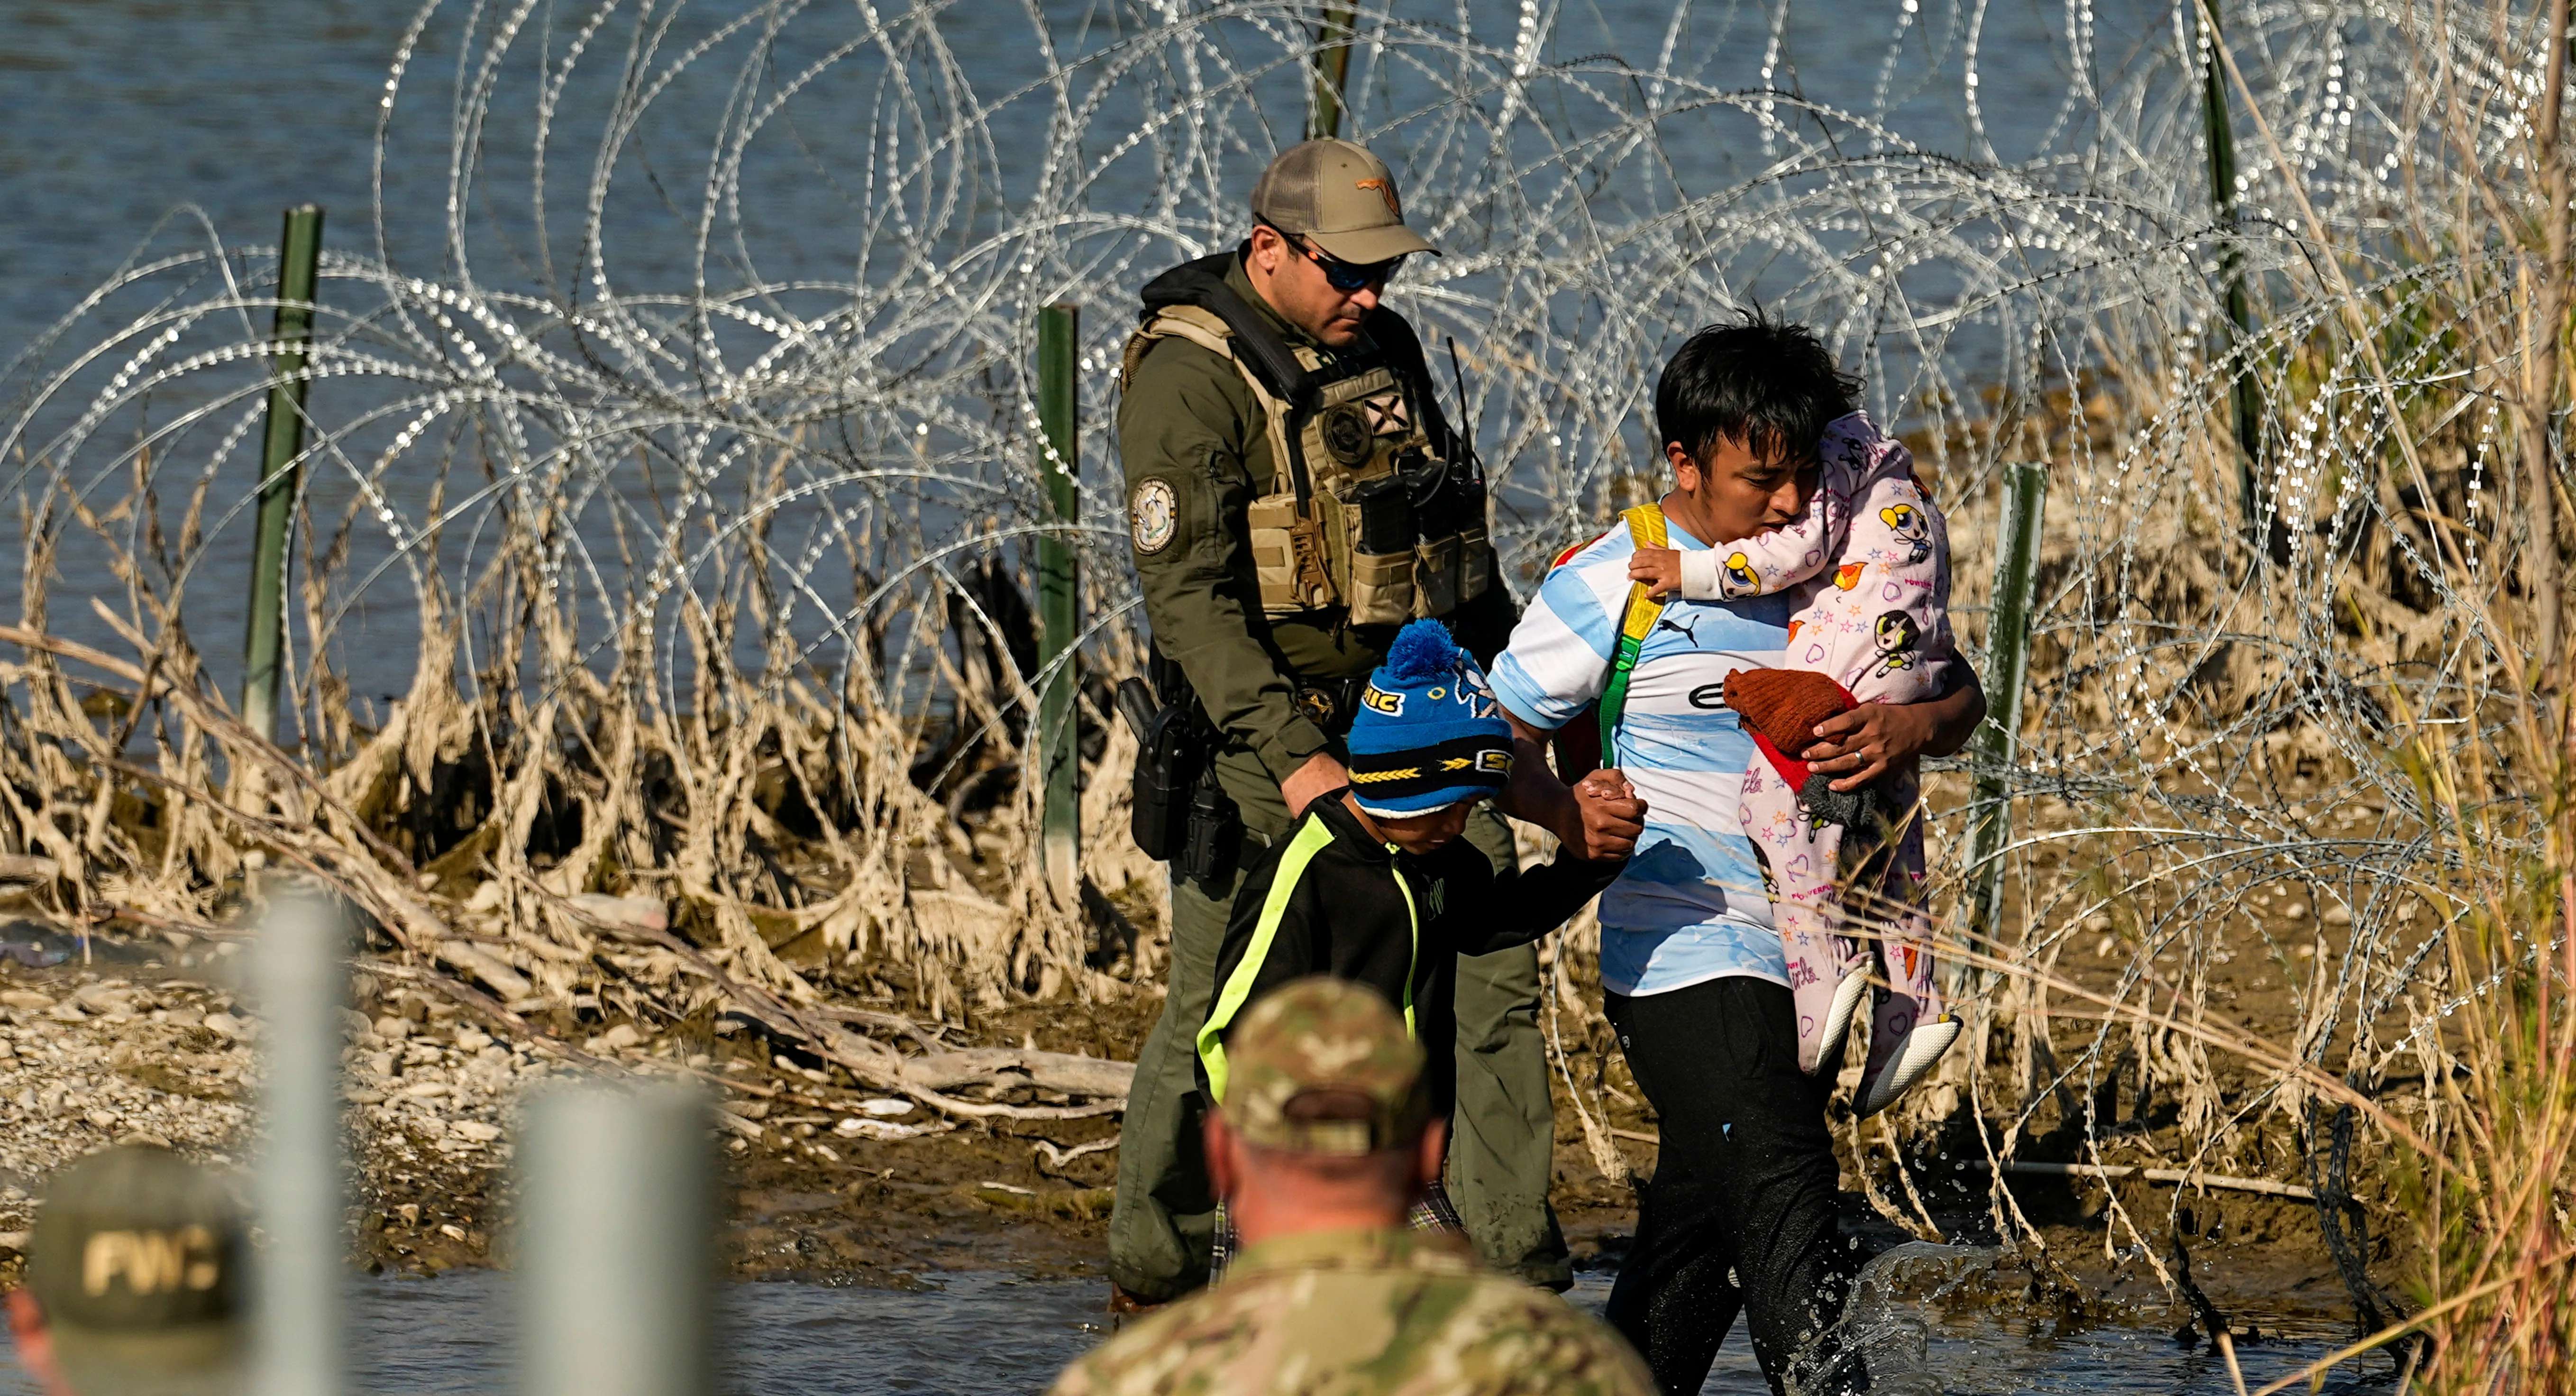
[1194,619,1627,1252]
[1626,409,1959,1113]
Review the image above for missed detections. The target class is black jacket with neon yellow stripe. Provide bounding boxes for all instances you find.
[1196,790,1623,1118]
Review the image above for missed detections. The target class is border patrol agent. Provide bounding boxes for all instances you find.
[1110,138,1615,1304]
[1054,978,1659,1396]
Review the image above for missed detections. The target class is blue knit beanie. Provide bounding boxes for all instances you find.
[1346,620,1516,818]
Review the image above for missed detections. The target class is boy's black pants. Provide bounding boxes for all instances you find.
[1604,976,1861,1396]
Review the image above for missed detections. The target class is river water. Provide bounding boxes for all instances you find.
[0,1267,2391,1395]
[0,0,2163,701]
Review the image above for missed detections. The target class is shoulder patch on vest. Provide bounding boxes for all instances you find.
[1130,477,1179,555]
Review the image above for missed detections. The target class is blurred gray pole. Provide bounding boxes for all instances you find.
[521,1083,716,1396]
[252,887,349,1396]
[242,204,325,743]
[1962,463,2047,993]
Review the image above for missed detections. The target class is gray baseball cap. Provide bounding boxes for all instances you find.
[1251,139,1438,265]
[24,1146,245,1396]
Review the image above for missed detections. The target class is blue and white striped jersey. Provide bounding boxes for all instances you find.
[1488,516,1800,997]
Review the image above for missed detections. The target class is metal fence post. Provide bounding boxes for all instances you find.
[242,204,325,743]
[1309,1,1360,140]
[1036,304,1080,901]
[1964,463,2048,989]
[251,887,348,1396]
[520,1082,716,1396]
[2196,0,2265,537]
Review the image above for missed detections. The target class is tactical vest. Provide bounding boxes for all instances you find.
[1118,253,1494,627]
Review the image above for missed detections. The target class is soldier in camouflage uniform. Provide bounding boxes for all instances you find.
[1053,978,1657,1396]
[12,1144,247,1396]
[1111,138,1642,1303]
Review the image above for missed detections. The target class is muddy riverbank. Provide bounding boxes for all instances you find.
[0,925,2385,1357]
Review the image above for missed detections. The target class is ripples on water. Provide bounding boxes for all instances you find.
[0,1266,2391,1395]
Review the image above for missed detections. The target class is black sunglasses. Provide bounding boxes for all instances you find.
[1265,222,1405,292]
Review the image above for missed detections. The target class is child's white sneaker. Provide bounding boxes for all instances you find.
[1806,958,1872,1077]
[1856,1012,1959,1117]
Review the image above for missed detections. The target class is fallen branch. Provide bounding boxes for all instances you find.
[1035,1135,1119,1169]
[808,1003,952,1053]
[94,904,251,940]
[904,1047,1134,1099]
[1971,1160,2317,1202]
[606,913,1127,1120]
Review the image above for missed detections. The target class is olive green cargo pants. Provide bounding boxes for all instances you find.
[1107,749,1571,1300]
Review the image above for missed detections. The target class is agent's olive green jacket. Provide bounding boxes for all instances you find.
[1116,253,1514,787]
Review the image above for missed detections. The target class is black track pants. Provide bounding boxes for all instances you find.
[1603,976,1860,1396]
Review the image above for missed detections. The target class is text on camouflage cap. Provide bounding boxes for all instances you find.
[1217,977,1432,1156]
[25,1144,246,1396]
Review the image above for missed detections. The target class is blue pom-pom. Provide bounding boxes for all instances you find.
[1383,620,1456,685]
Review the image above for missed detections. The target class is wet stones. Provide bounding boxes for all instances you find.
[0,972,257,1252]
[585,1023,645,1054]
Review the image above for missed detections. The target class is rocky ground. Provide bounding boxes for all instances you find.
[0,932,1150,1284]
[0,916,2384,1346]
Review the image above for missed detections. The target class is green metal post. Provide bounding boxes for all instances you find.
[1963,463,2048,991]
[242,205,325,743]
[1309,1,1359,141]
[2198,0,2265,538]
[1037,304,1080,900]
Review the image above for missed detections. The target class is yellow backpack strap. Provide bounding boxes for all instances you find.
[1196,816,1339,1102]
[1597,504,1671,755]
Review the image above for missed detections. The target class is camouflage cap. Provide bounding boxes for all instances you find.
[25,1145,246,1396]
[1219,978,1431,1156]
[1250,139,1438,265]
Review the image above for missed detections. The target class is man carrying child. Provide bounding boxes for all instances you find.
[1488,313,1987,1395]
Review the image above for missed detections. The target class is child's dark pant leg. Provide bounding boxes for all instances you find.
[1604,977,1858,1396]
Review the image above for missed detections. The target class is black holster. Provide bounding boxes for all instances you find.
[1116,650,1239,885]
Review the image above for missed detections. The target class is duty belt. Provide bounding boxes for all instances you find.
[1290,678,1365,735]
